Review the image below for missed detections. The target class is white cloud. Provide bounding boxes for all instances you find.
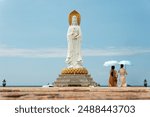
[0,47,66,58]
[0,46,150,58]
[83,48,150,57]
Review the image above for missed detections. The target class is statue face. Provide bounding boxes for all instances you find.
[72,15,78,25]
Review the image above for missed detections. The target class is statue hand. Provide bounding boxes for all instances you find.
[74,34,79,39]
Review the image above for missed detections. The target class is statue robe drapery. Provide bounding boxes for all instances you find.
[66,25,83,68]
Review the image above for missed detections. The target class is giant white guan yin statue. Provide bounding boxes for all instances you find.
[54,10,97,87]
[65,10,83,68]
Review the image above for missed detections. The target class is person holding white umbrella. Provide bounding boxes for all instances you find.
[108,66,118,87]
[118,64,128,87]
[104,60,118,87]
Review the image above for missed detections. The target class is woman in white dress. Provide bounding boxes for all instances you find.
[118,64,128,87]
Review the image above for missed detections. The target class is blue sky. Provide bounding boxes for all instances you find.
[0,0,150,86]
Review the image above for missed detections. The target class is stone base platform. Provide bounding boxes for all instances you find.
[0,87,150,100]
[54,74,97,87]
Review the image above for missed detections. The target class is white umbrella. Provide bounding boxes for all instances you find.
[104,60,118,67]
[119,60,131,65]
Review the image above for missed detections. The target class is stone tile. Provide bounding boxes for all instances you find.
[0,87,150,100]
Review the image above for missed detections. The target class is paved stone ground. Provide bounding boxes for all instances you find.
[0,87,150,100]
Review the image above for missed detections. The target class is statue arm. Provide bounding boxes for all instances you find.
[67,27,73,39]
[75,26,82,39]
[67,26,78,39]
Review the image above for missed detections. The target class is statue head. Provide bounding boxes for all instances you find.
[69,10,81,25]
[72,15,78,26]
